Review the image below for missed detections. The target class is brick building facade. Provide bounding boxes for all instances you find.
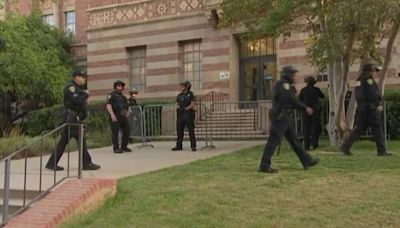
[4,0,400,101]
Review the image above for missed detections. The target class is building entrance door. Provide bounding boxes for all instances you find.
[240,58,277,101]
[239,38,277,101]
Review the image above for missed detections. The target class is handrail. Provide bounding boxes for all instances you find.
[1,123,85,225]
[1,123,82,161]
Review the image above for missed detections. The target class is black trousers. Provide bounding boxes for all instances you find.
[176,113,196,149]
[342,107,386,154]
[260,111,313,170]
[46,114,92,167]
[302,111,321,150]
[111,115,130,150]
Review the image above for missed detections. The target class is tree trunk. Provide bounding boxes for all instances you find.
[327,61,339,146]
[345,59,367,131]
[378,17,400,96]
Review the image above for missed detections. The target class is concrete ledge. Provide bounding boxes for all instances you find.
[5,178,117,228]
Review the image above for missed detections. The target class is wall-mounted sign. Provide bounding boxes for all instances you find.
[219,71,230,80]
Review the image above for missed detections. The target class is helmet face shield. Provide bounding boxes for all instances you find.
[280,66,298,83]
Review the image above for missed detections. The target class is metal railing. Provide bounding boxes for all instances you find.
[196,91,229,120]
[141,103,215,149]
[208,101,270,140]
[1,123,84,225]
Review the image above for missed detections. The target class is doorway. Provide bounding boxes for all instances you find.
[239,37,277,101]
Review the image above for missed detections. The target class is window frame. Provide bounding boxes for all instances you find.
[64,11,76,34]
[128,46,147,93]
[180,39,202,90]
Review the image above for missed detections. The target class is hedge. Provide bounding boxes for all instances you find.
[24,100,173,137]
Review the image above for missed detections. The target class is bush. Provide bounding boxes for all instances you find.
[0,135,56,160]
[384,90,400,139]
[23,99,173,149]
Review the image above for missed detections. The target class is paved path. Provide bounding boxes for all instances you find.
[0,141,265,190]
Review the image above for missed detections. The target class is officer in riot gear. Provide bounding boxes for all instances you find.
[106,80,132,153]
[341,63,390,156]
[299,76,325,150]
[259,66,320,173]
[46,69,100,171]
[172,81,197,151]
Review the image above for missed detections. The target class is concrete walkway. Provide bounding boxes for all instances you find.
[0,141,264,190]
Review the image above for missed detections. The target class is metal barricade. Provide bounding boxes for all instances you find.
[1,123,84,225]
[294,101,389,144]
[128,106,150,148]
[142,104,215,150]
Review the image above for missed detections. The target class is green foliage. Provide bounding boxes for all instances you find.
[221,0,400,69]
[24,100,173,137]
[384,90,400,139]
[0,13,75,107]
[0,134,56,159]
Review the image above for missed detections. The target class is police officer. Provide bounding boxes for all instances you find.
[259,66,320,173]
[46,69,100,171]
[299,76,325,150]
[172,81,197,151]
[128,88,138,107]
[106,80,132,153]
[341,63,390,156]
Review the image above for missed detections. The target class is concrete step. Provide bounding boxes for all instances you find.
[195,128,265,133]
[196,123,254,129]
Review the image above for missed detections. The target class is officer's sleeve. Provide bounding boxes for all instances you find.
[106,93,114,105]
[281,84,307,110]
[188,92,195,103]
[65,85,88,105]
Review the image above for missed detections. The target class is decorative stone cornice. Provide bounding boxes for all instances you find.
[87,0,207,29]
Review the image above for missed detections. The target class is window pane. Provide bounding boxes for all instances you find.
[267,37,275,55]
[180,40,202,89]
[128,46,147,92]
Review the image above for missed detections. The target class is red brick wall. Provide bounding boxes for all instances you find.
[75,1,89,44]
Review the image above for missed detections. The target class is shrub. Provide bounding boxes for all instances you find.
[384,90,400,139]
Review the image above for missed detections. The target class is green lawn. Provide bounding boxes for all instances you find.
[63,140,400,228]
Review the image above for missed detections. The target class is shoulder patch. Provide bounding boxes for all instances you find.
[283,83,290,90]
[107,94,111,100]
[367,79,373,85]
[69,86,76,93]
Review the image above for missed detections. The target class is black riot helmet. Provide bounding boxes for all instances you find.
[113,80,126,89]
[362,63,381,72]
[280,66,298,83]
[306,76,317,86]
[180,80,192,90]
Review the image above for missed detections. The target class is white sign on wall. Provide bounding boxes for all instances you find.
[219,71,230,80]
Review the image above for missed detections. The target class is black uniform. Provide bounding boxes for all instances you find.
[299,82,325,150]
[259,67,319,172]
[341,71,387,155]
[46,81,93,168]
[175,91,196,150]
[107,90,130,151]
[127,97,138,107]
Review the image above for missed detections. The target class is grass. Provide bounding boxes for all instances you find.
[63,140,400,228]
